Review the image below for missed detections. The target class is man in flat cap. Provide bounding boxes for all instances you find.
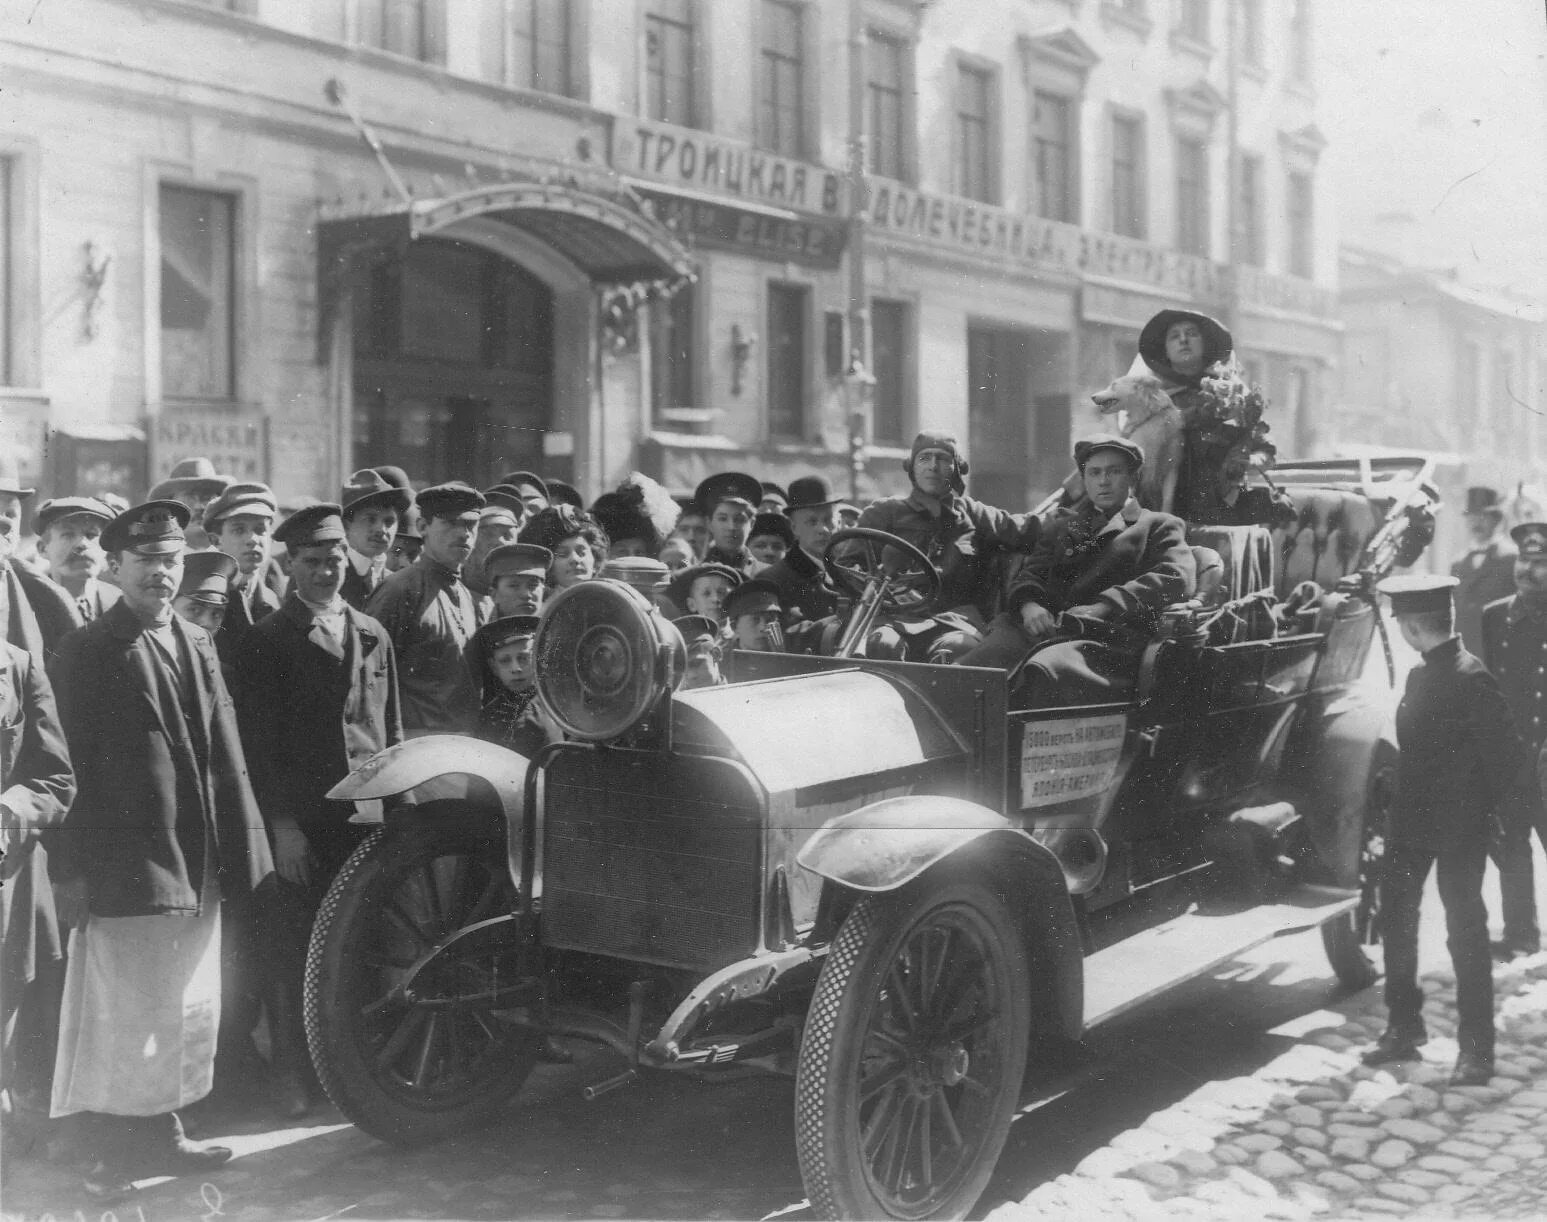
[233,503,402,1117]
[1478,521,1547,960]
[858,430,1038,662]
[960,435,1194,700]
[35,497,119,623]
[367,482,486,735]
[339,469,413,611]
[148,457,232,553]
[0,453,82,660]
[695,472,764,578]
[1362,575,1526,1087]
[204,482,280,666]
[1452,487,1517,652]
[483,542,550,621]
[47,501,273,1196]
[464,493,525,601]
[724,579,787,654]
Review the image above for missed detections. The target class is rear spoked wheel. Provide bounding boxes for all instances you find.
[795,878,1030,1220]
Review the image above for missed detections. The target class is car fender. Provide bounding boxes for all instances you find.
[326,734,531,825]
[1293,686,1395,887]
[798,795,1082,1040]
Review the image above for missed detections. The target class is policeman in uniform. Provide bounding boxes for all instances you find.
[1362,575,1526,1086]
[367,482,486,736]
[1452,487,1517,651]
[1479,521,1547,958]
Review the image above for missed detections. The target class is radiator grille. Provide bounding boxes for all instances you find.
[541,751,763,972]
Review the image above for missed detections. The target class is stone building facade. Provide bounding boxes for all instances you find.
[1,0,1339,507]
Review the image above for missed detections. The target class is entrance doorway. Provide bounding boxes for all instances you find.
[967,323,1070,510]
[351,238,553,488]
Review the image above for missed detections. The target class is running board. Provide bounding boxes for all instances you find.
[1081,884,1358,1030]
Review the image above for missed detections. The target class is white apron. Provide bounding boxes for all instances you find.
[50,887,221,1118]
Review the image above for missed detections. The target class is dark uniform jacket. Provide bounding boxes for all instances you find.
[1453,537,1517,652]
[366,554,483,734]
[47,603,274,916]
[0,642,75,992]
[475,686,549,758]
[1391,636,1526,851]
[5,561,82,660]
[217,572,282,668]
[1480,595,1547,755]
[64,577,121,624]
[857,489,1037,616]
[233,595,403,866]
[1008,498,1194,628]
[759,547,839,622]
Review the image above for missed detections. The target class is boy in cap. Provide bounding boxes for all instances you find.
[1452,487,1516,651]
[1477,521,1547,960]
[48,501,273,1196]
[172,551,239,636]
[668,562,742,626]
[232,502,402,1117]
[748,512,794,570]
[35,496,119,622]
[670,497,711,562]
[959,435,1194,693]
[367,482,486,735]
[386,523,422,573]
[759,482,789,515]
[675,615,725,689]
[205,482,281,663]
[1362,575,1526,1086]
[857,430,1037,661]
[500,471,550,515]
[724,579,786,654]
[472,615,553,757]
[339,469,413,610]
[483,542,551,619]
[695,472,763,577]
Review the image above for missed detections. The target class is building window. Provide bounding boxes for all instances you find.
[645,0,696,127]
[0,157,11,386]
[766,283,808,438]
[955,63,995,204]
[1176,0,1209,42]
[758,0,806,157]
[1031,91,1076,222]
[1238,153,1264,266]
[160,185,237,402]
[1174,137,1209,256]
[1289,0,1313,84]
[867,30,908,182]
[1110,112,1145,237]
[490,0,571,95]
[870,299,910,445]
[1240,0,1264,65]
[651,288,695,418]
[1286,170,1314,277]
[356,0,441,62]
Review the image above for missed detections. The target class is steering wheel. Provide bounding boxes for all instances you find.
[822,528,942,617]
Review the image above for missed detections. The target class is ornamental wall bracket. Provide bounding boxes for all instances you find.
[81,241,111,342]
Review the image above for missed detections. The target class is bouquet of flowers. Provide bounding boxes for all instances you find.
[1195,360,1277,475]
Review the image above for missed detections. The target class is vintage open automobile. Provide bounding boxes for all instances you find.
[305,454,1438,1221]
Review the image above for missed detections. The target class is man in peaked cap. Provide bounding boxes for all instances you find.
[35,496,119,623]
[724,578,786,653]
[500,471,550,515]
[545,479,585,511]
[339,469,413,611]
[857,429,1038,662]
[759,481,789,515]
[48,500,273,1196]
[1361,575,1526,1087]
[205,482,281,666]
[1478,521,1547,960]
[1452,487,1516,652]
[233,502,401,1118]
[960,434,1194,692]
[367,481,486,736]
[172,551,239,636]
[483,541,551,621]
[695,472,763,577]
[149,457,233,553]
[464,498,524,602]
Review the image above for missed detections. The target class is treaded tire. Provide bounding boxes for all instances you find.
[304,822,537,1146]
[794,878,1031,1221]
[1321,745,1394,991]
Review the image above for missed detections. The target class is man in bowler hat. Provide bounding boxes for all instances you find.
[1362,575,1526,1086]
[759,476,843,623]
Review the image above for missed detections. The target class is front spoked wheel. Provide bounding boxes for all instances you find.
[1322,747,1393,990]
[795,878,1031,1220]
[304,821,538,1146]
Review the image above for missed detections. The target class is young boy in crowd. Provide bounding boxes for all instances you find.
[724,579,786,653]
[748,512,794,570]
[172,551,239,635]
[675,614,725,689]
[474,615,556,758]
[667,562,741,626]
[483,542,551,619]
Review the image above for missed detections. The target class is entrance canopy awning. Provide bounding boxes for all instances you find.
[317,178,696,357]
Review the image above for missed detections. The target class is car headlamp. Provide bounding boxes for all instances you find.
[535,579,685,742]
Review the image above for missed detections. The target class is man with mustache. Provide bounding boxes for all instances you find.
[367,482,487,736]
[0,456,85,658]
[46,501,274,1198]
[35,497,120,622]
[204,483,280,666]
[338,469,413,611]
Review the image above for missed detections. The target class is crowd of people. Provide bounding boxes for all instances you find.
[4,304,1543,1203]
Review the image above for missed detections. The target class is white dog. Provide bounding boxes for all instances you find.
[1089,355,1186,515]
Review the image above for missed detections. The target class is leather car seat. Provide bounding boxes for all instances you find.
[1271,489,1378,598]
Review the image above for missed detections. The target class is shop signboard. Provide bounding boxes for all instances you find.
[149,406,267,486]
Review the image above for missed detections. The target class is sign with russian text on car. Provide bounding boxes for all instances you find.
[1019,714,1128,809]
